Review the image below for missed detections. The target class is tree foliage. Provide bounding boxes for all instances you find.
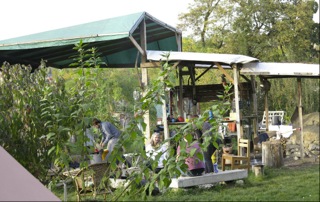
[0,61,78,183]
[178,0,319,63]
[178,0,319,117]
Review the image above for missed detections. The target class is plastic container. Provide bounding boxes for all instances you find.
[90,153,102,164]
[213,163,219,173]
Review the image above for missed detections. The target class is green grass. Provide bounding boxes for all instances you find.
[51,163,319,201]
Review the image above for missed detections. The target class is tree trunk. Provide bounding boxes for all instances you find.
[262,140,283,168]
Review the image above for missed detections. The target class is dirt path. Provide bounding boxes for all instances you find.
[283,156,319,169]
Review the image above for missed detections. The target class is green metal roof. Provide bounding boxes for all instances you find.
[0,12,182,68]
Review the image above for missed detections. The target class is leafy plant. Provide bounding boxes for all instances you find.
[0,61,76,183]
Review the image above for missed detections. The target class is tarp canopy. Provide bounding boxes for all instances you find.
[241,62,320,78]
[0,146,60,201]
[146,50,259,66]
[0,12,181,69]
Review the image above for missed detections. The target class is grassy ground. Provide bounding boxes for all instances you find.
[51,158,319,201]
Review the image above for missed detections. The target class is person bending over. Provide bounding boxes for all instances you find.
[92,118,121,161]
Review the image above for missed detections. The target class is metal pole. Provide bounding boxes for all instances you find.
[63,181,67,201]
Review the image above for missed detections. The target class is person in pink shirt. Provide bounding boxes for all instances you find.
[177,136,205,177]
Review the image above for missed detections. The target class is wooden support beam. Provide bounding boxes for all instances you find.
[129,36,145,56]
[179,66,183,116]
[175,33,182,51]
[140,62,161,68]
[139,19,150,144]
[216,62,234,84]
[233,64,241,141]
[297,77,304,159]
[140,61,180,69]
[195,64,213,82]
[172,61,180,69]
[251,75,258,138]
[265,91,269,131]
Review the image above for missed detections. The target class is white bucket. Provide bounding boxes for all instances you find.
[90,153,102,164]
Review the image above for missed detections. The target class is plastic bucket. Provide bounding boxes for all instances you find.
[90,153,102,164]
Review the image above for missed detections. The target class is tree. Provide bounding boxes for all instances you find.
[179,0,319,63]
[178,0,233,49]
[178,0,319,118]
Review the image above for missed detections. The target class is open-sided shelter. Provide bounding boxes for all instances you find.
[0,11,182,68]
[1,11,319,155]
[241,62,320,159]
[145,50,260,141]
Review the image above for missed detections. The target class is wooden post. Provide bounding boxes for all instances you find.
[262,140,283,168]
[251,75,258,138]
[232,64,241,142]
[162,65,169,141]
[265,91,269,131]
[139,19,151,144]
[162,96,169,141]
[175,33,182,52]
[253,165,264,176]
[179,66,183,116]
[297,77,304,159]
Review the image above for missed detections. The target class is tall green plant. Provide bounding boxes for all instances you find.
[0,61,76,183]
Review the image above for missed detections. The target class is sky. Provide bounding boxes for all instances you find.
[0,0,193,40]
[0,0,319,41]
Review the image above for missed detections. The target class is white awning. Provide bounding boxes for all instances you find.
[146,50,259,65]
[241,62,320,77]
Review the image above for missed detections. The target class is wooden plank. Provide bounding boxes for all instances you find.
[140,62,161,68]
[129,36,145,56]
[173,83,251,103]
[169,169,248,188]
[216,62,234,84]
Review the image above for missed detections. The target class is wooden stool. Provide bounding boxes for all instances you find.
[252,164,264,176]
[222,154,250,171]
